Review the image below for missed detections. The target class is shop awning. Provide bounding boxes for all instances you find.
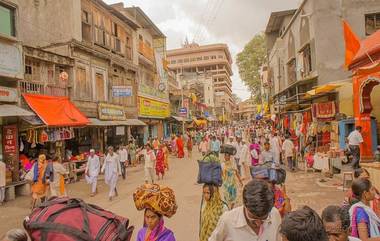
[170,115,191,122]
[0,104,34,117]
[193,118,207,126]
[125,119,146,126]
[88,118,146,126]
[22,94,89,126]
[21,115,44,125]
[305,83,346,98]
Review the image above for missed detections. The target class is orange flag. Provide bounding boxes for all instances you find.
[343,20,361,68]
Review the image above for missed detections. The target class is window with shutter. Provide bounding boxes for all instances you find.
[75,67,91,100]
[95,72,106,102]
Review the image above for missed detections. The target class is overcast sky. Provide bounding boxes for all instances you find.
[105,0,301,100]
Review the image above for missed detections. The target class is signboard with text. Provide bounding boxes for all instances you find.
[0,86,18,102]
[98,103,126,120]
[112,86,133,97]
[2,125,19,183]
[138,97,170,119]
[179,107,187,116]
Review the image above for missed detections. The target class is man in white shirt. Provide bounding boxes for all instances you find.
[280,206,328,241]
[261,142,274,164]
[118,145,128,180]
[209,179,282,241]
[322,205,361,241]
[270,132,282,165]
[232,137,243,175]
[347,126,363,169]
[101,146,121,201]
[282,135,295,171]
[85,149,100,197]
[140,143,156,184]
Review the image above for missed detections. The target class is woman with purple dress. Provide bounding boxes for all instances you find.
[249,138,260,166]
[137,209,175,241]
[134,183,178,241]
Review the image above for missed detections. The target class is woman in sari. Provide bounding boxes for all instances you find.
[155,144,166,180]
[249,138,260,166]
[349,178,380,239]
[137,209,175,241]
[186,134,193,158]
[170,135,177,156]
[200,184,228,241]
[134,184,177,241]
[176,134,184,158]
[222,153,243,209]
[162,143,170,171]
[128,140,137,167]
[25,154,52,209]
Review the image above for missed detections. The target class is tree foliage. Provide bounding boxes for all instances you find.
[236,33,266,103]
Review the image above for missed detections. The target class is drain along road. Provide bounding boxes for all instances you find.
[0,150,344,240]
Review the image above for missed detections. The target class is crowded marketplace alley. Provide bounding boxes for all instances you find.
[0,150,345,240]
[2,0,380,241]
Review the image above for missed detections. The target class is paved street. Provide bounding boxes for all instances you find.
[0,150,345,240]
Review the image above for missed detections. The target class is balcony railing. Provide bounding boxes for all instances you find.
[19,81,68,97]
[138,41,154,62]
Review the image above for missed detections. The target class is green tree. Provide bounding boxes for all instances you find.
[236,33,266,103]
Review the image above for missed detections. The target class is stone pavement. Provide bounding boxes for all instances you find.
[0,150,345,240]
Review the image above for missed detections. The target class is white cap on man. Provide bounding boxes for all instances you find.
[90,149,95,153]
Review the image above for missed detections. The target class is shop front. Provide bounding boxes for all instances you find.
[88,103,146,150]
[138,96,170,143]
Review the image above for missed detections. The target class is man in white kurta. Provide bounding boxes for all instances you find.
[270,133,282,165]
[101,147,121,201]
[85,149,100,197]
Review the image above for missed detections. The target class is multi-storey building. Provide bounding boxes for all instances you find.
[233,99,256,121]
[167,43,234,122]
[9,0,150,151]
[266,0,380,117]
[112,4,170,141]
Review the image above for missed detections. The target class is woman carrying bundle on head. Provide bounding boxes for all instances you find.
[134,183,178,241]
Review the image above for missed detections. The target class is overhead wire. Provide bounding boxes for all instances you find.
[193,0,213,43]
[197,0,224,43]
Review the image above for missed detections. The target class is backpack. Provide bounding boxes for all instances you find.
[24,197,134,241]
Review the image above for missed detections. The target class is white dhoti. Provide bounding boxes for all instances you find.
[105,173,118,198]
[85,175,98,193]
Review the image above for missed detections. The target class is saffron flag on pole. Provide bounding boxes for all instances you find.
[343,20,361,68]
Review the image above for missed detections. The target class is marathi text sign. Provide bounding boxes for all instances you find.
[98,103,126,120]
[0,86,18,102]
[112,86,132,97]
[138,97,170,119]
[2,125,19,183]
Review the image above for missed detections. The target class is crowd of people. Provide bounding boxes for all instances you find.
[1,120,380,241]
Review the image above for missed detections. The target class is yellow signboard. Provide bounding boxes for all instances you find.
[138,97,170,119]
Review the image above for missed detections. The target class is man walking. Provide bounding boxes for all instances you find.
[233,137,243,175]
[209,179,282,241]
[85,149,100,197]
[101,146,121,201]
[282,135,295,171]
[347,126,363,169]
[270,132,282,165]
[210,136,221,156]
[118,145,128,180]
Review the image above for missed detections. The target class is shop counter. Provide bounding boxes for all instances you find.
[361,162,380,190]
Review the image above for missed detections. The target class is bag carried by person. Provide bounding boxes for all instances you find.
[24,197,134,241]
[220,144,237,155]
[197,153,222,186]
[250,163,286,185]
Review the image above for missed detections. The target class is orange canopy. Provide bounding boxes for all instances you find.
[23,94,89,126]
[350,29,380,69]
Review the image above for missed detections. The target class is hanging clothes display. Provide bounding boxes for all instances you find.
[312,101,337,121]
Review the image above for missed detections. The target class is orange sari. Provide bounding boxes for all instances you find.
[176,137,184,158]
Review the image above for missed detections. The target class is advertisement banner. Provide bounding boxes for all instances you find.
[112,86,132,97]
[0,86,18,102]
[2,125,19,183]
[98,103,126,120]
[138,97,170,119]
